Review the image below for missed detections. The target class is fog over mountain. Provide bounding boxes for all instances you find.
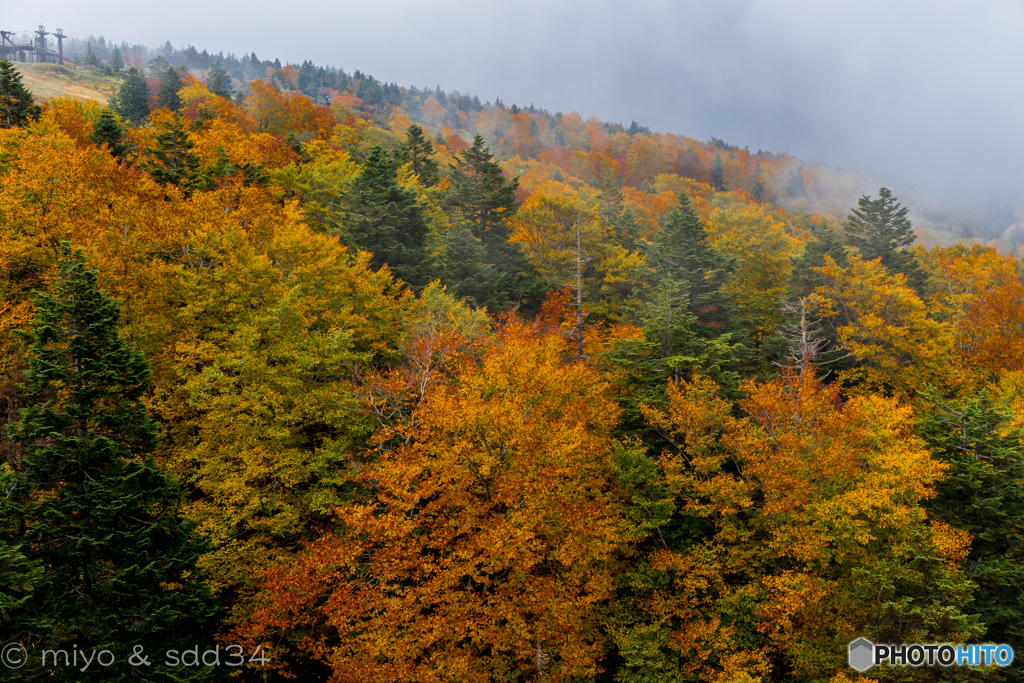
[10,0,1024,243]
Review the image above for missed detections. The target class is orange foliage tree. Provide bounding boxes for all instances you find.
[245,80,335,139]
[242,318,626,682]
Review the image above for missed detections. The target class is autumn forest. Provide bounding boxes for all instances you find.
[1,43,1023,683]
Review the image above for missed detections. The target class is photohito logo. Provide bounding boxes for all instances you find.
[848,638,1014,671]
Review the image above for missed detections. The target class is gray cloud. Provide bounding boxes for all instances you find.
[8,0,1024,210]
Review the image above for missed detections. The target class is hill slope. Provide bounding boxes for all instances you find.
[14,62,115,104]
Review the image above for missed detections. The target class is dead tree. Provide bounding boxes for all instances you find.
[774,296,849,376]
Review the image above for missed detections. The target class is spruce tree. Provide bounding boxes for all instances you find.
[789,219,849,297]
[613,206,643,254]
[0,59,41,129]
[434,217,498,309]
[158,65,185,112]
[445,134,545,311]
[90,109,130,161]
[347,145,431,290]
[612,191,747,409]
[82,42,97,66]
[710,151,724,191]
[646,191,735,337]
[447,134,519,235]
[143,113,202,193]
[107,46,123,73]
[843,186,924,289]
[395,124,440,186]
[596,178,624,227]
[109,67,150,125]
[206,62,233,99]
[918,390,1024,657]
[0,244,220,682]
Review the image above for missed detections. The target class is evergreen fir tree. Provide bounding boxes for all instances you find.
[646,191,735,337]
[107,46,123,72]
[710,151,724,191]
[0,59,41,129]
[596,178,624,227]
[843,186,924,290]
[0,244,220,682]
[90,109,130,161]
[0,539,41,623]
[447,134,519,235]
[918,389,1024,658]
[109,67,150,125]
[158,65,185,112]
[148,55,169,73]
[596,179,642,253]
[82,42,97,67]
[434,217,498,309]
[195,146,269,192]
[789,219,849,297]
[206,61,232,99]
[445,134,546,311]
[613,207,643,254]
[143,113,202,193]
[394,124,440,186]
[347,145,432,290]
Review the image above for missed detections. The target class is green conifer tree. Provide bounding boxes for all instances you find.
[347,145,431,290]
[206,62,233,99]
[90,109,130,161]
[0,59,41,129]
[434,217,498,309]
[918,389,1024,658]
[447,134,519,236]
[109,67,150,125]
[646,191,735,337]
[82,42,97,67]
[107,47,123,73]
[613,206,643,254]
[394,124,440,186]
[843,186,925,290]
[789,219,849,297]
[710,151,724,191]
[158,65,185,112]
[0,244,220,682]
[445,134,545,311]
[143,113,202,193]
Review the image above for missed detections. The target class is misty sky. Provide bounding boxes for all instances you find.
[8,0,1024,206]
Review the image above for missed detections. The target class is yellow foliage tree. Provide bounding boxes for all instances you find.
[706,199,800,344]
[511,191,645,324]
[613,371,978,682]
[243,318,626,682]
[813,251,952,397]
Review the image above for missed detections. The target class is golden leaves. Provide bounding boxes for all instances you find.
[813,251,951,397]
[246,318,626,681]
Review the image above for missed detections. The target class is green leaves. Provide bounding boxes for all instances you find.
[347,144,432,290]
[1,244,220,682]
[843,186,924,290]
[109,67,150,125]
[0,59,40,129]
[918,389,1024,651]
[143,113,202,192]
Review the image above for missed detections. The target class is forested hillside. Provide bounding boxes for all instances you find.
[2,48,1024,682]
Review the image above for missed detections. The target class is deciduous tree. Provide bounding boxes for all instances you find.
[243,318,626,682]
